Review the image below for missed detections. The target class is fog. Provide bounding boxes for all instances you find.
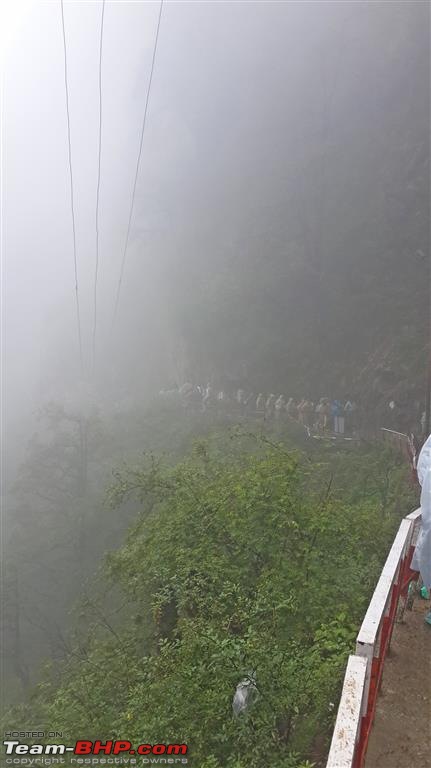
[2,0,429,718]
[5,2,427,426]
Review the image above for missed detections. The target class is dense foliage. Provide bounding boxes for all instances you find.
[3,4,428,766]
[2,401,233,695]
[9,435,415,767]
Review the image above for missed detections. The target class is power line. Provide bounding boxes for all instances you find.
[111,0,164,329]
[92,0,106,368]
[60,0,84,374]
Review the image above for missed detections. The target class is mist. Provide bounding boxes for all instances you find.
[5,1,428,427]
[1,1,429,760]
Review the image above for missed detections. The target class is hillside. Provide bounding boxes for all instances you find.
[3,417,418,767]
[2,2,429,766]
[117,2,429,405]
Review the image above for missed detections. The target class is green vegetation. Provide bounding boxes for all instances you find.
[2,4,427,765]
[8,433,416,768]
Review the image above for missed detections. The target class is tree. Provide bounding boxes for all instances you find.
[11,436,413,767]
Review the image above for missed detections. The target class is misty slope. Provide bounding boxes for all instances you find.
[122,2,429,402]
[4,434,416,768]
[2,3,428,760]
[2,402,231,697]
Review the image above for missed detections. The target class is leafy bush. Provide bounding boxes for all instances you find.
[8,435,413,767]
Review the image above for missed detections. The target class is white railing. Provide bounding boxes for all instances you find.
[326,508,421,768]
[380,428,418,470]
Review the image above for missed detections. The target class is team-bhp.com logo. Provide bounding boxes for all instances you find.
[3,740,188,757]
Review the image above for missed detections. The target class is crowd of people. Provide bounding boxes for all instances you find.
[158,384,362,437]
[157,382,429,441]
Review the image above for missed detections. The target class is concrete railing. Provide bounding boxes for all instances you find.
[326,508,422,768]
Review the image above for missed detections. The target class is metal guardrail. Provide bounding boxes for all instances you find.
[326,508,422,768]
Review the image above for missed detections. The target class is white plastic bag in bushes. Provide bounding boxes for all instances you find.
[232,672,258,716]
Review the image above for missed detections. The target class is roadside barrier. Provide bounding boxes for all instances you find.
[326,508,422,768]
[380,427,418,475]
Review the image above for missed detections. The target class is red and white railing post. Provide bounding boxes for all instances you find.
[326,509,421,768]
[326,656,368,768]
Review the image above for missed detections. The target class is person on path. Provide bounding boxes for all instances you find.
[298,399,307,426]
[303,400,314,429]
[275,395,285,420]
[315,400,324,433]
[332,399,344,435]
[412,434,431,625]
[265,394,276,420]
[344,399,356,435]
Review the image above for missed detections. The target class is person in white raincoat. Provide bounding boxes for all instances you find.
[411,435,431,623]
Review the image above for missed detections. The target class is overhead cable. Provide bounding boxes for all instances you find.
[111,0,164,329]
[60,0,84,373]
[92,0,106,367]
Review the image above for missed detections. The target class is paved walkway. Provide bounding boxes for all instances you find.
[365,598,431,768]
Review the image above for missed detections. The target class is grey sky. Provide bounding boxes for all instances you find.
[3,0,429,478]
